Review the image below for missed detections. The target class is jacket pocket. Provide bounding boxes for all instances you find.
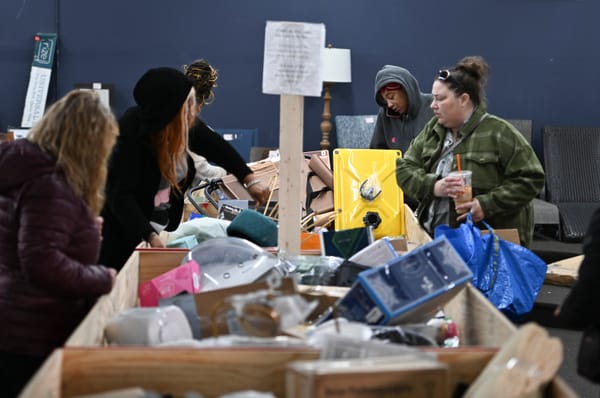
[461,151,500,192]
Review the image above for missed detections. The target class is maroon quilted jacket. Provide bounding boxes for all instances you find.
[0,140,113,356]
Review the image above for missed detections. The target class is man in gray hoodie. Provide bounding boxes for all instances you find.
[370,65,434,154]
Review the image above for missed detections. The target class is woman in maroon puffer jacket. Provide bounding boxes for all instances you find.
[0,90,118,397]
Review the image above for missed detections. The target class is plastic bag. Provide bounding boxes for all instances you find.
[434,214,547,319]
[184,237,288,291]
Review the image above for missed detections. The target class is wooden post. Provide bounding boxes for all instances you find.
[277,94,304,256]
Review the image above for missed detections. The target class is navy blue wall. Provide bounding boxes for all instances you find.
[1,0,597,155]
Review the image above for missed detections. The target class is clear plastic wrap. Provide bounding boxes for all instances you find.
[280,255,344,285]
[184,237,290,291]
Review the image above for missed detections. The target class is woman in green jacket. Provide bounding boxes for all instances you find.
[396,56,545,247]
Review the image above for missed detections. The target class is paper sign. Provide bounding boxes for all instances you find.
[262,21,325,97]
[21,33,58,128]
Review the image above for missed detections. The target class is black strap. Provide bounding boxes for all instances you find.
[431,112,489,171]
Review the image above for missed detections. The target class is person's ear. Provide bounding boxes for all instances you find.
[458,93,471,107]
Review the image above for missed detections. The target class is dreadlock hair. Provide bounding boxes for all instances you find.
[26,90,118,215]
[183,59,218,106]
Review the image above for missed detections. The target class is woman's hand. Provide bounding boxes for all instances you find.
[243,174,271,206]
[148,232,165,248]
[434,175,466,198]
[456,198,485,222]
[248,182,271,206]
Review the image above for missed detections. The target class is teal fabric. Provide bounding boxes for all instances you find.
[227,209,278,247]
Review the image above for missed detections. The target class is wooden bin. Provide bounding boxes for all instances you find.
[65,204,430,348]
[22,281,577,398]
[20,347,320,398]
[21,205,577,397]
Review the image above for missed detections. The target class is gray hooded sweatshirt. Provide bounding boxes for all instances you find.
[370,65,434,154]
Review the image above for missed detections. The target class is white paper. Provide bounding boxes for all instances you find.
[77,87,111,109]
[262,21,325,97]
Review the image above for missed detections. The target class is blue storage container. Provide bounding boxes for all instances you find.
[333,236,473,325]
[215,128,257,163]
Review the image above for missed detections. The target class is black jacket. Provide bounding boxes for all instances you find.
[100,108,253,270]
[558,207,600,329]
[189,119,252,183]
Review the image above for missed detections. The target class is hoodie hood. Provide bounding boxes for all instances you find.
[0,139,57,192]
[374,65,426,119]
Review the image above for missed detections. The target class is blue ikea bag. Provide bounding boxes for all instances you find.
[435,214,547,319]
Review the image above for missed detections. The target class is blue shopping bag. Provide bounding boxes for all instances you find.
[435,214,547,319]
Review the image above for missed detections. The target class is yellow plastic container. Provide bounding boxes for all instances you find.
[333,149,405,239]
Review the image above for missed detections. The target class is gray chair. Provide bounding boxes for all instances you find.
[507,119,533,144]
[334,114,377,148]
[542,126,600,242]
[506,119,560,229]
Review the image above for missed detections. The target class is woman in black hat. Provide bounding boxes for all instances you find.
[99,67,198,270]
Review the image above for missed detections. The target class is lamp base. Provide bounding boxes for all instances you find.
[320,82,333,150]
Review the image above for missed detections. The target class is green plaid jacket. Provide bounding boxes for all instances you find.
[396,105,545,247]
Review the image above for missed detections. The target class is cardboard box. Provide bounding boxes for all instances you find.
[479,228,520,245]
[545,255,583,286]
[286,356,449,398]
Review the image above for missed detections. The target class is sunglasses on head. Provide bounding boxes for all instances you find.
[438,69,452,81]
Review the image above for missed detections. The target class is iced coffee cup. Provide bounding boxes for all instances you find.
[448,170,472,214]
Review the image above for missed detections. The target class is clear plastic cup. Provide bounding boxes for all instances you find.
[448,170,472,214]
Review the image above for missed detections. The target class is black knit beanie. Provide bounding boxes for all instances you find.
[133,67,193,135]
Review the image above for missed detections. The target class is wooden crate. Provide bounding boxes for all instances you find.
[65,248,189,347]
[20,347,320,398]
[24,205,576,397]
[66,204,429,348]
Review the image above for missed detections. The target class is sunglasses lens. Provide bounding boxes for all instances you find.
[438,70,450,80]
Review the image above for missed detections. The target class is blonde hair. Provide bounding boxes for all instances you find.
[151,90,194,193]
[26,90,118,215]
